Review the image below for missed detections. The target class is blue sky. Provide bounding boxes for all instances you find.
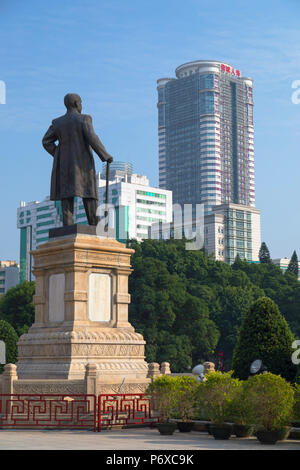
[0,0,300,261]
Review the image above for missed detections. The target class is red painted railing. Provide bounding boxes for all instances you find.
[0,394,97,432]
[0,393,159,432]
[98,393,159,432]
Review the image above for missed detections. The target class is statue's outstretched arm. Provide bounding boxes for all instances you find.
[42,124,58,157]
[83,115,113,163]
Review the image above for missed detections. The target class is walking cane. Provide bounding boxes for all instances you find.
[104,160,110,232]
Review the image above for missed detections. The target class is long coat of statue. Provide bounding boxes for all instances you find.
[42,111,112,200]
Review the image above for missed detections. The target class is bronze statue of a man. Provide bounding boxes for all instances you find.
[42,93,113,226]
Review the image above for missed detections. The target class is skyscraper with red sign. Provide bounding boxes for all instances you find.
[157,60,255,214]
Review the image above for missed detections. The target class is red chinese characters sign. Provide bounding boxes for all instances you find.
[221,64,240,77]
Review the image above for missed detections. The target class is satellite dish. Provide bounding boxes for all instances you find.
[192,364,204,376]
[192,364,205,382]
[250,359,263,375]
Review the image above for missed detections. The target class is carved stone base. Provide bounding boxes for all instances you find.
[17,328,149,381]
[13,380,85,395]
[97,381,150,395]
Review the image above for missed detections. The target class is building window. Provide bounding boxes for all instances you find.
[37,213,52,220]
[36,237,49,244]
[37,206,51,212]
[37,220,55,227]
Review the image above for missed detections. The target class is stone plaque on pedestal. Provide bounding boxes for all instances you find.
[89,273,111,322]
[49,273,65,322]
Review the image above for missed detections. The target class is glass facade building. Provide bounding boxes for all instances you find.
[157,61,255,215]
[101,161,133,180]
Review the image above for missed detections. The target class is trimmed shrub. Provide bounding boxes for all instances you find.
[172,375,199,422]
[232,296,296,381]
[293,384,300,425]
[243,372,294,431]
[197,371,240,424]
[227,380,254,426]
[146,375,178,422]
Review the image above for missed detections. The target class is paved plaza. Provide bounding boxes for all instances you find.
[0,428,300,450]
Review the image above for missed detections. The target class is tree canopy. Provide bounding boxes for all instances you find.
[232,296,296,381]
[128,238,300,372]
[259,242,271,264]
[0,281,35,335]
[287,250,299,278]
[0,319,18,372]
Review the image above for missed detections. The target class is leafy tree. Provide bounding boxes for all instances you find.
[0,320,18,373]
[259,242,271,264]
[129,238,300,372]
[152,331,193,372]
[174,294,220,364]
[227,257,300,340]
[232,297,296,381]
[287,251,299,278]
[211,284,264,369]
[233,253,243,266]
[0,281,35,335]
[128,239,220,371]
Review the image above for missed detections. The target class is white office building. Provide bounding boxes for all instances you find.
[151,203,261,264]
[17,163,172,282]
[0,260,19,295]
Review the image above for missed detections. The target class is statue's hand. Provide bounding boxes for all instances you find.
[107,156,113,163]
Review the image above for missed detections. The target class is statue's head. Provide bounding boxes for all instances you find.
[64,93,82,113]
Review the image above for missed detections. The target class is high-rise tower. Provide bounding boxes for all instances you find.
[157,60,255,214]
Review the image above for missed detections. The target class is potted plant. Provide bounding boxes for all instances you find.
[228,381,254,438]
[192,398,212,434]
[197,371,240,440]
[243,372,294,445]
[173,376,198,432]
[292,384,300,428]
[146,375,177,435]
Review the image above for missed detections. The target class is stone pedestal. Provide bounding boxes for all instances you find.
[16,231,150,393]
